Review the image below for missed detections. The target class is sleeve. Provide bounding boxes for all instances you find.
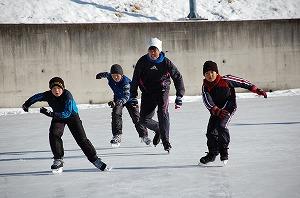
[130,58,143,98]
[168,60,185,98]
[201,85,216,111]
[119,83,130,104]
[222,75,255,90]
[23,92,48,107]
[96,72,109,79]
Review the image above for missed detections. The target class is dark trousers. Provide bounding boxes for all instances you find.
[139,92,169,142]
[49,114,98,163]
[111,102,148,137]
[206,113,232,155]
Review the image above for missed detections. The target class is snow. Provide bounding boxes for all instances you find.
[0,0,299,23]
[1,93,300,197]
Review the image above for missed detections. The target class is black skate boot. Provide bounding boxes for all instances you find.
[163,141,172,153]
[153,132,161,146]
[199,152,217,165]
[51,159,63,174]
[93,158,111,171]
[110,134,121,148]
[220,147,229,165]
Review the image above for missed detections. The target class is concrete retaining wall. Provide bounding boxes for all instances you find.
[0,19,299,107]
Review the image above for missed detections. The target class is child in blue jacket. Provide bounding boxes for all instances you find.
[200,61,267,165]
[22,77,110,171]
[96,64,151,148]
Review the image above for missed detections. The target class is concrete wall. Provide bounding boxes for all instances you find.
[0,19,299,107]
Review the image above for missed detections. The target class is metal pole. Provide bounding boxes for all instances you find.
[187,0,199,19]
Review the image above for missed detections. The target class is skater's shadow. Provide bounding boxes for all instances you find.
[0,165,201,177]
[0,146,165,162]
[232,121,300,126]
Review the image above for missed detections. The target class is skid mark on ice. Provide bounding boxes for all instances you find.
[232,121,300,126]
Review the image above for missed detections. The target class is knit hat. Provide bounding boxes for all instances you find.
[49,77,65,89]
[203,61,219,76]
[148,37,162,52]
[110,64,123,75]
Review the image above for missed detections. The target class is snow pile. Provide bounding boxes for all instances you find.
[0,0,299,23]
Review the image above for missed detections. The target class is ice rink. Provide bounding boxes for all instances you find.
[1,94,300,198]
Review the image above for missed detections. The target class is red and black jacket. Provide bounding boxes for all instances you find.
[202,74,256,114]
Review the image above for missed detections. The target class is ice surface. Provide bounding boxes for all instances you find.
[1,94,300,197]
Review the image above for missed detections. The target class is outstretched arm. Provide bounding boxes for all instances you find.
[96,72,109,79]
[22,92,47,112]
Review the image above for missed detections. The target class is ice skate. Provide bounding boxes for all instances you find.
[51,159,64,174]
[220,147,229,165]
[110,134,121,148]
[152,132,161,146]
[141,136,151,145]
[163,141,172,153]
[93,158,112,171]
[199,152,217,165]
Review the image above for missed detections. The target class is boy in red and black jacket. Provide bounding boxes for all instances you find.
[200,61,267,165]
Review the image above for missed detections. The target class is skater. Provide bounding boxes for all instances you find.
[200,61,267,165]
[96,64,152,148]
[130,37,185,152]
[22,77,110,172]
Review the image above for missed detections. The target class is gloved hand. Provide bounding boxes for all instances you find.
[108,101,115,108]
[251,86,267,98]
[96,72,109,79]
[22,103,29,112]
[211,106,230,119]
[130,98,138,107]
[115,100,123,106]
[256,88,267,98]
[175,96,182,109]
[40,107,53,117]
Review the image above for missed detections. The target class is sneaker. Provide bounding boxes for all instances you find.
[163,141,172,152]
[141,136,151,145]
[199,152,217,164]
[220,147,229,161]
[153,132,161,146]
[110,134,121,147]
[51,159,63,170]
[93,158,111,171]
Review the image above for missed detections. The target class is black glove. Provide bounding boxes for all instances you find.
[108,101,115,108]
[22,103,29,112]
[130,98,138,107]
[40,107,53,117]
[96,72,109,79]
[175,96,182,109]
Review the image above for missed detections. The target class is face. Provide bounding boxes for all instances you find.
[51,86,63,97]
[204,70,218,82]
[148,48,160,60]
[111,74,122,82]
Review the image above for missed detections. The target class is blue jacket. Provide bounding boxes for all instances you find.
[23,89,78,119]
[99,72,133,105]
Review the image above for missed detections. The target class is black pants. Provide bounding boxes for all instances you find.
[49,114,98,163]
[111,102,148,137]
[139,92,169,142]
[206,113,232,155]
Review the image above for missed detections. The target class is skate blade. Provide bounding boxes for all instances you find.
[198,161,225,167]
[52,167,63,174]
[222,160,228,165]
[104,166,113,171]
[111,143,120,148]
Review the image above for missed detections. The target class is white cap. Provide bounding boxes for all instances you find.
[148,37,162,52]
